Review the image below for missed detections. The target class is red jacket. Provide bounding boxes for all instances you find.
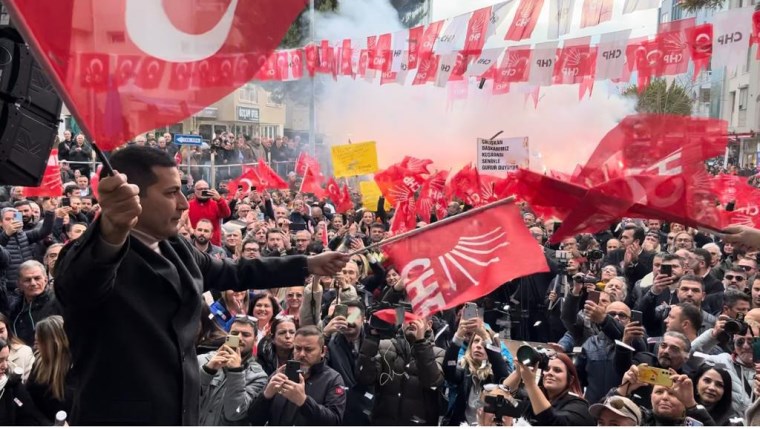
[188,198,231,246]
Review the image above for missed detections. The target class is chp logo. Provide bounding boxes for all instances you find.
[398,227,510,316]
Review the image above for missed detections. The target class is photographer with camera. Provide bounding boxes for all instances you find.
[356,310,445,426]
[501,351,594,425]
[442,314,510,426]
[689,307,760,416]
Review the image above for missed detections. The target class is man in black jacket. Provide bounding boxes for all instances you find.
[248,326,346,425]
[603,225,655,288]
[8,260,61,346]
[54,146,349,425]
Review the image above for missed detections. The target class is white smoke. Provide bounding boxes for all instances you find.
[311,0,641,173]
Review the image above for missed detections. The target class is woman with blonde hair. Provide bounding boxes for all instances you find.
[26,315,73,421]
[443,317,510,426]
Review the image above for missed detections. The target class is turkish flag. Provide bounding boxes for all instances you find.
[5,0,305,150]
[339,39,353,76]
[304,43,318,77]
[462,7,491,57]
[383,200,549,317]
[254,159,289,190]
[340,183,354,213]
[276,51,291,81]
[290,49,305,80]
[417,170,449,223]
[317,40,335,75]
[687,24,712,79]
[505,0,545,41]
[227,169,264,200]
[299,166,325,199]
[295,151,322,178]
[24,149,63,198]
[114,55,140,87]
[326,177,343,204]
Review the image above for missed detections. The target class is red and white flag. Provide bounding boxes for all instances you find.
[436,14,469,54]
[299,166,326,199]
[435,53,458,87]
[412,55,440,85]
[408,25,425,70]
[553,37,596,85]
[227,169,264,200]
[418,21,445,66]
[498,46,532,84]
[580,0,613,28]
[486,0,518,40]
[595,29,631,81]
[548,0,576,39]
[295,152,322,179]
[4,0,304,151]
[383,199,549,317]
[254,159,289,190]
[465,48,503,77]
[528,41,559,86]
[687,24,712,80]
[505,0,545,41]
[462,7,491,57]
[655,18,695,77]
[24,149,63,198]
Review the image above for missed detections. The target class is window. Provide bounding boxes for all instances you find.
[239,84,258,104]
[260,125,280,139]
[739,87,748,110]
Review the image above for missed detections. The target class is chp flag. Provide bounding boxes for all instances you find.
[477,137,529,177]
[381,198,549,318]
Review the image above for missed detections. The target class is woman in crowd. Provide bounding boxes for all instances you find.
[600,264,620,283]
[0,338,48,425]
[502,352,594,426]
[26,316,73,421]
[250,293,280,345]
[443,319,510,426]
[196,305,227,355]
[256,316,296,375]
[0,313,33,382]
[210,290,251,332]
[692,364,735,426]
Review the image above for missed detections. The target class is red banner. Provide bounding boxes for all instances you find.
[505,0,545,41]
[382,200,549,317]
[24,149,63,198]
[299,166,325,199]
[462,7,491,57]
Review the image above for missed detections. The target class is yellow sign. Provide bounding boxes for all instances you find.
[330,141,379,177]
[359,181,392,211]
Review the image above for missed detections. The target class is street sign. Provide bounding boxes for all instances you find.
[175,134,203,146]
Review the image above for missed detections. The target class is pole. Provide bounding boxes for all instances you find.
[309,0,317,158]
[349,196,516,256]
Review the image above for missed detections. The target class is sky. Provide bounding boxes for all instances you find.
[312,0,660,173]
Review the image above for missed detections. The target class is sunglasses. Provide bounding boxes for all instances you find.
[735,337,754,348]
[739,265,754,272]
[607,311,630,320]
[725,274,746,282]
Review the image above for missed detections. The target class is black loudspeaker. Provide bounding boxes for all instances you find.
[0,26,62,186]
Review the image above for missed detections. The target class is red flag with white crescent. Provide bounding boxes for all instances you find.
[299,166,326,199]
[382,200,549,317]
[24,149,63,198]
[687,24,712,80]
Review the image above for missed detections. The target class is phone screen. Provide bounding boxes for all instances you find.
[286,360,301,382]
[638,365,674,387]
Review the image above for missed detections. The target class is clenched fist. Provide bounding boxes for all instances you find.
[98,171,141,245]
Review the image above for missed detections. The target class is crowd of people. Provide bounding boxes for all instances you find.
[2,134,760,426]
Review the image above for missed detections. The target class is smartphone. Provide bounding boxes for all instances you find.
[61,197,71,207]
[347,309,360,325]
[660,264,673,277]
[631,310,643,325]
[587,290,601,304]
[752,338,760,363]
[224,335,240,349]
[290,223,307,232]
[285,360,301,382]
[201,190,213,198]
[13,211,22,222]
[257,212,265,221]
[333,304,348,319]
[637,364,673,387]
[463,302,479,320]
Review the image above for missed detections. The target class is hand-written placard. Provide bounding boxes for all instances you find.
[359,180,392,211]
[476,137,529,177]
[330,141,379,177]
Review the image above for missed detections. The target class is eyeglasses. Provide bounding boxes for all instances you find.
[725,274,746,282]
[739,265,754,272]
[735,337,754,348]
[607,311,630,320]
[607,398,640,425]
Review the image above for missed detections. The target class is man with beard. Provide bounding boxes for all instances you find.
[193,219,226,259]
[188,180,231,246]
[356,313,445,426]
[198,316,267,425]
[248,326,346,425]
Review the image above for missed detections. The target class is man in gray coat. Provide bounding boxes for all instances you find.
[198,316,267,425]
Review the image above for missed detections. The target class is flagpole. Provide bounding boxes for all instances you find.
[349,195,516,256]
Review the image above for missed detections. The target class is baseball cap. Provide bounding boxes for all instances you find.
[589,396,641,425]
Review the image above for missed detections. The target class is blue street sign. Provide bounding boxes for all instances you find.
[175,134,203,145]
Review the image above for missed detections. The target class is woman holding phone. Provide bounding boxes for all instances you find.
[256,316,296,375]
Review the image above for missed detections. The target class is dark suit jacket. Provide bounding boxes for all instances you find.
[54,221,309,425]
[602,248,654,288]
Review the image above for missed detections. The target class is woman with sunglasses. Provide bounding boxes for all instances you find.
[502,352,594,426]
[692,364,735,426]
[443,318,510,426]
[255,316,296,375]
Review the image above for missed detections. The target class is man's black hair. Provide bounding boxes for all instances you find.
[105,146,177,197]
[625,225,646,246]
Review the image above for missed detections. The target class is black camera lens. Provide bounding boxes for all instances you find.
[724,319,742,335]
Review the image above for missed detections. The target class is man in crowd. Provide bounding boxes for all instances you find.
[193,219,227,259]
[198,316,267,425]
[188,180,231,246]
[294,230,312,255]
[1,206,55,292]
[54,146,348,425]
[689,248,723,295]
[9,260,61,345]
[664,302,702,343]
[240,239,261,261]
[248,326,346,425]
[603,225,655,288]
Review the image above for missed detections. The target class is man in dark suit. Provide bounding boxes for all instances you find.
[602,225,654,289]
[54,146,349,425]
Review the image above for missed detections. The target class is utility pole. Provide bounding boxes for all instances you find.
[309,0,317,158]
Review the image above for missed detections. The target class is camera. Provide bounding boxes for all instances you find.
[579,249,604,261]
[724,313,748,336]
[516,345,554,371]
[573,273,599,284]
[483,393,527,421]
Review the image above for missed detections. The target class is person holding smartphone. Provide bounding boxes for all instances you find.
[188,180,231,246]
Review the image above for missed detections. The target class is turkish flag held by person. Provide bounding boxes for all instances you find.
[299,166,326,199]
[227,169,264,200]
[4,0,305,151]
[382,199,549,317]
[254,159,289,190]
[24,149,63,198]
